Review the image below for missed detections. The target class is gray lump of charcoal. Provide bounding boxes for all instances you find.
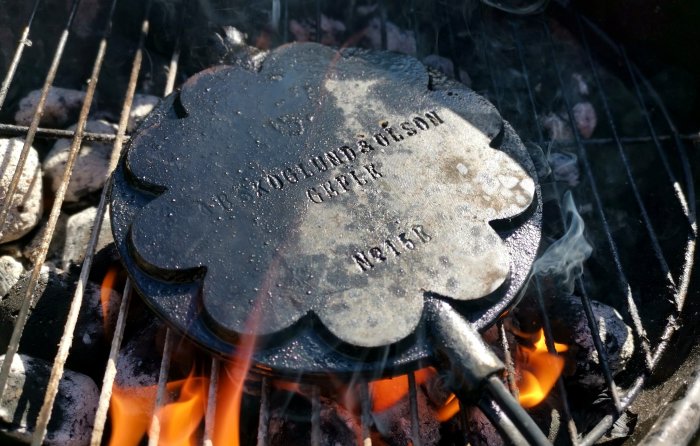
[551,295,635,388]
[0,353,99,446]
[0,138,43,243]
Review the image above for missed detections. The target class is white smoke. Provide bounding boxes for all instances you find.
[531,191,593,294]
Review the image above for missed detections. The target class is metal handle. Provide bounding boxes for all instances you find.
[425,297,551,446]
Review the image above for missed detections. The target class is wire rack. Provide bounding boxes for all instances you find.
[0,0,696,445]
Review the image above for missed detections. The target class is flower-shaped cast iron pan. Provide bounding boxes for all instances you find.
[110,42,542,378]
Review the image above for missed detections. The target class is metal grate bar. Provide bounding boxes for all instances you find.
[282,0,289,43]
[256,377,271,446]
[511,22,546,144]
[509,18,628,414]
[89,279,133,446]
[408,371,422,446]
[147,328,175,446]
[310,384,322,446]
[107,0,154,171]
[577,414,614,446]
[203,358,220,446]
[0,0,43,110]
[541,19,627,411]
[477,7,502,111]
[511,34,579,442]
[578,375,647,445]
[498,321,518,396]
[442,0,460,80]
[645,319,676,370]
[164,0,187,98]
[619,46,693,230]
[545,134,698,147]
[621,57,698,320]
[578,13,697,222]
[0,123,120,141]
[0,0,86,407]
[575,15,677,295]
[29,0,148,441]
[360,381,372,446]
[315,0,322,43]
[534,279,578,445]
[409,0,421,57]
[378,0,388,51]
[0,0,81,238]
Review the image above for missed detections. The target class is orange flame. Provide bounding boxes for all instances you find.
[109,379,186,446]
[435,328,570,420]
[213,333,257,446]
[100,266,120,331]
[109,384,158,446]
[517,329,568,408]
[157,372,209,446]
[369,367,435,412]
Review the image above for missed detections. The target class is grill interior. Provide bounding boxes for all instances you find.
[0,0,696,445]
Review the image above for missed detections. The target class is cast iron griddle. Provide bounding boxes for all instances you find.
[110,42,542,377]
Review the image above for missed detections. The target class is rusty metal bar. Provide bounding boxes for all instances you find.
[108,0,153,171]
[497,321,518,397]
[0,0,43,110]
[89,279,133,446]
[147,328,175,446]
[0,0,82,239]
[0,0,82,408]
[28,1,153,443]
[408,371,422,446]
[256,377,271,446]
[310,384,322,446]
[203,358,220,446]
[163,0,186,97]
[0,123,120,141]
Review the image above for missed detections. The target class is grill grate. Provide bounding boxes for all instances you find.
[0,0,696,445]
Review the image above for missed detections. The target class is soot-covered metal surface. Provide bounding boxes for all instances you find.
[110,42,542,376]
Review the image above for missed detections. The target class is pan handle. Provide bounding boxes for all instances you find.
[425,297,551,446]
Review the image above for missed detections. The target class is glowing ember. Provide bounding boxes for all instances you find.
[517,329,568,408]
[369,367,435,412]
